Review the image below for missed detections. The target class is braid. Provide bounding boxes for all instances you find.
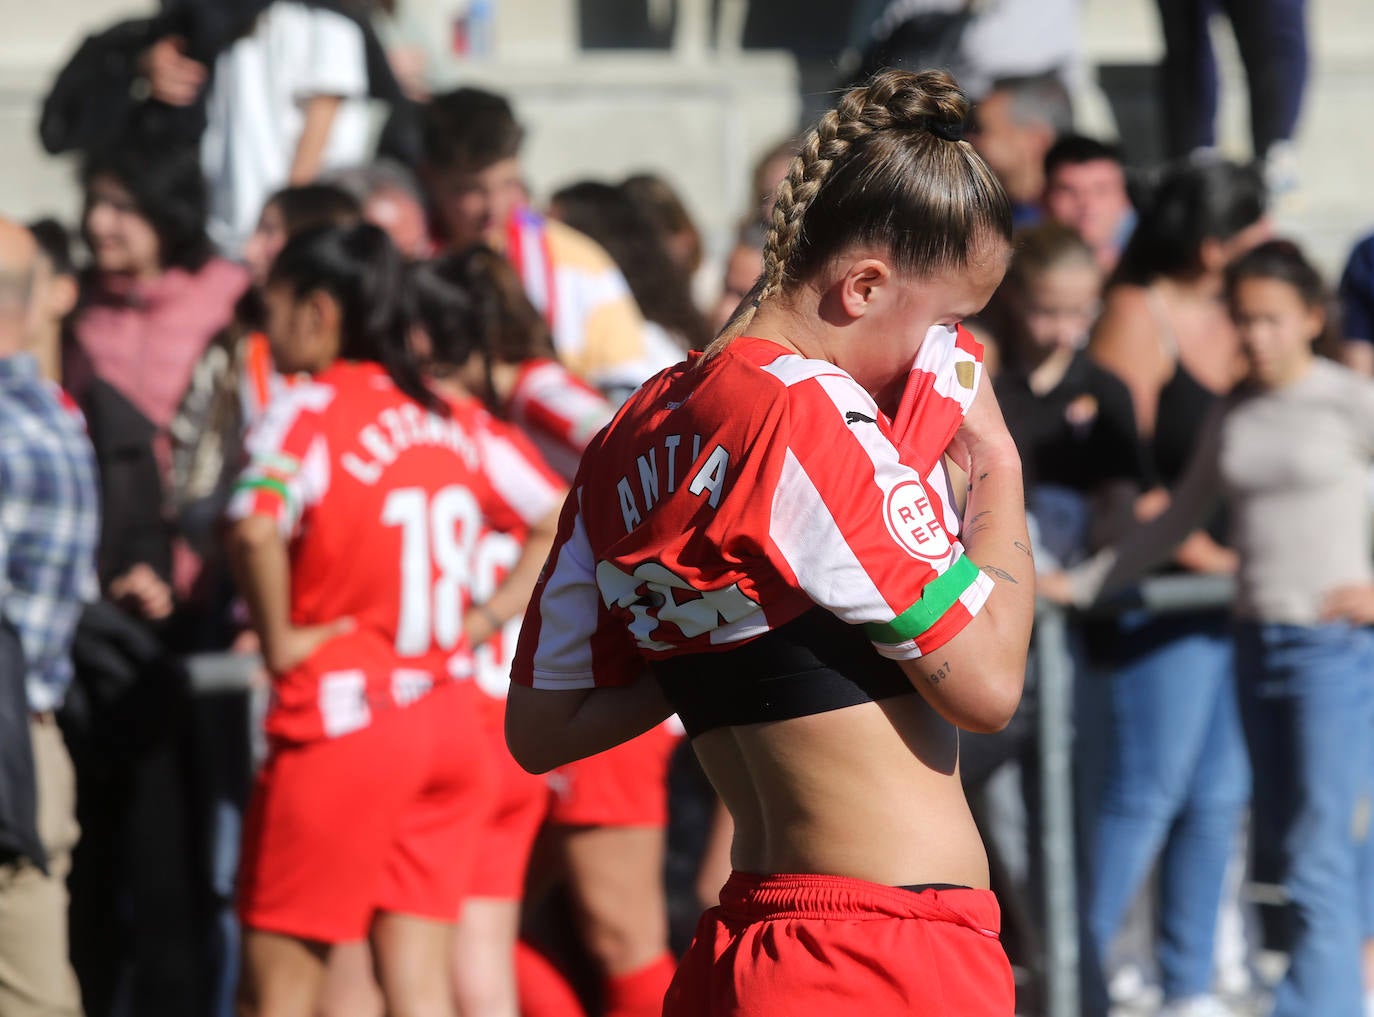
[705,68,1001,360]
[763,70,967,294]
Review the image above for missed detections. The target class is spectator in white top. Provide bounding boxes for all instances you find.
[139,1,380,257]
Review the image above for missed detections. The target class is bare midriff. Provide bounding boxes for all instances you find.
[692,690,990,889]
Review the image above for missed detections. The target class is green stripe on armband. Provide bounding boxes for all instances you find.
[234,477,293,508]
[864,554,980,645]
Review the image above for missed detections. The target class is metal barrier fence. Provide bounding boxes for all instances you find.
[184,573,1240,1017]
[1036,573,1236,1017]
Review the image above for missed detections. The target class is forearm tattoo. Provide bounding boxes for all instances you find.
[965,511,993,538]
[928,660,952,685]
[980,564,1019,584]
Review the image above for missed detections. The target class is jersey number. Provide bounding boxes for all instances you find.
[382,486,481,656]
[595,560,759,650]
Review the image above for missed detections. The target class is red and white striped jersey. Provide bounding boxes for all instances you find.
[505,358,614,482]
[511,328,993,692]
[467,414,566,704]
[227,361,542,743]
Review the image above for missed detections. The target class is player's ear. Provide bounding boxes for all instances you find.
[836,258,890,320]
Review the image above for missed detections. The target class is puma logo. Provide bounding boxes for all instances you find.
[845,411,877,425]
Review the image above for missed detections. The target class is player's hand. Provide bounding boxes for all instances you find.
[138,36,207,106]
[264,617,355,676]
[947,379,1017,476]
[463,605,500,648]
[109,562,173,621]
[1321,585,1374,626]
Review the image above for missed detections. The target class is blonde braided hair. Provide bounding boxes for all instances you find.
[709,69,1009,357]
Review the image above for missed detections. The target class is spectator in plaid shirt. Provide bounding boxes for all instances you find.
[0,217,100,1017]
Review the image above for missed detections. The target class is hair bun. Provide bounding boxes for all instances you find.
[928,117,966,142]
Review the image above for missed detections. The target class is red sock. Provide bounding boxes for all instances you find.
[604,953,677,1017]
[515,939,588,1017]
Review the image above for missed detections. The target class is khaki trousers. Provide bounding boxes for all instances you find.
[0,717,83,1017]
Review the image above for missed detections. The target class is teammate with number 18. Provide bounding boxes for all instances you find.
[506,70,1035,1015]
[227,224,549,1017]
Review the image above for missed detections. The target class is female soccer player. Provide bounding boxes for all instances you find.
[227,224,551,1017]
[506,69,1035,1016]
[413,247,681,1017]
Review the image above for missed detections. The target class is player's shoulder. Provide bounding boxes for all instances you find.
[723,339,875,423]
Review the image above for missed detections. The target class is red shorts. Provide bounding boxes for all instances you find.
[547,722,681,827]
[664,871,1014,1017]
[238,682,496,942]
[465,696,550,899]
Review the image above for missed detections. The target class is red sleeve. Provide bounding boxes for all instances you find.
[227,382,335,538]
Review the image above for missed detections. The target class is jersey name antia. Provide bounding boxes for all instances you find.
[228,361,532,743]
[511,329,993,692]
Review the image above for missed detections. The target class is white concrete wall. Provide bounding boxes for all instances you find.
[3,0,1372,279]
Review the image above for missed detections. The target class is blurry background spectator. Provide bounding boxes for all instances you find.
[1042,135,1137,275]
[549,179,711,355]
[1079,158,1269,1017]
[1153,0,1308,194]
[622,172,705,281]
[327,160,433,258]
[1338,228,1374,375]
[0,216,100,1017]
[970,72,1076,228]
[420,86,664,399]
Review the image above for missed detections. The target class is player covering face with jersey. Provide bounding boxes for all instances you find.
[506,69,1034,1016]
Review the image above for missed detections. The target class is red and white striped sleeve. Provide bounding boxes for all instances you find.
[226,382,335,539]
[761,354,992,661]
[890,324,984,471]
[472,413,567,533]
[509,486,641,690]
[507,359,615,481]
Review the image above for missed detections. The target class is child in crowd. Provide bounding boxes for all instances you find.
[172,183,361,560]
[991,222,1146,569]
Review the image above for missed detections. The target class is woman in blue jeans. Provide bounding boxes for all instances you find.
[1081,159,1269,1016]
[1057,239,1374,1017]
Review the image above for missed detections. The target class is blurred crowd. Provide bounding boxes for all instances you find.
[2,1,1372,1017]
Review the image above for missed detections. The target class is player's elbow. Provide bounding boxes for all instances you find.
[952,673,1024,733]
[503,684,574,774]
[225,514,278,555]
[504,721,558,775]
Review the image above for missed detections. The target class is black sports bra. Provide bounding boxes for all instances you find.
[652,607,915,739]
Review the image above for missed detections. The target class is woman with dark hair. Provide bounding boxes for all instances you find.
[549,180,712,354]
[227,223,539,1017]
[507,69,1033,1016]
[172,183,361,560]
[1055,238,1374,1017]
[621,173,703,278]
[1077,158,1270,1016]
[70,140,248,488]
